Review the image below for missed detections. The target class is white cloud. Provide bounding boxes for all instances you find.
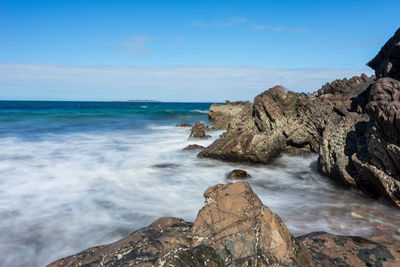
[254,25,308,33]
[0,63,373,102]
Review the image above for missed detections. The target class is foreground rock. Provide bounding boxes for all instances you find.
[48,182,400,266]
[208,101,253,130]
[49,182,313,266]
[367,28,400,81]
[227,169,251,179]
[189,122,211,139]
[300,232,400,267]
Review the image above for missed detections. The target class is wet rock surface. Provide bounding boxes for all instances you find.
[182,144,205,151]
[48,182,400,266]
[176,123,192,127]
[189,122,211,139]
[299,232,400,267]
[227,169,251,179]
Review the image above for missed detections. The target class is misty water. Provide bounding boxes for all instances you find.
[0,101,399,267]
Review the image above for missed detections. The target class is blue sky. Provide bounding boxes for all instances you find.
[0,0,398,101]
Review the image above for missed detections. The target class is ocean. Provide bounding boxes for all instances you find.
[0,101,399,266]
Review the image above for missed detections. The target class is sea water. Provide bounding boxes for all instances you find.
[0,101,399,266]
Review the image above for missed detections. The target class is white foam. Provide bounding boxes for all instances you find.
[0,126,399,266]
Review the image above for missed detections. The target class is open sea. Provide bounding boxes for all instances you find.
[1,101,399,266]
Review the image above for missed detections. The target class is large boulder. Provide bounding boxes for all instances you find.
[367,28,400,81]
[189,122,211,139]
[48,182,314,267]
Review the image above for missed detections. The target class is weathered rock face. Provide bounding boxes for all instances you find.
[189,122,211,139]
[48,182,400,267]
[315,73,375,97]
[192,182,313,266]
[367,28,400,81]
[48,182,313,267]
[199,83,371,164]
[208,101,254,130]
[300,232,400,267]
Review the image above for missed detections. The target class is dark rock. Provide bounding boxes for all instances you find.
[227,169,251,179]
[189,122,211,139]
[48,182,400,267]
[176,123,192,127]
[48,182,314,267]
[299,232,400,267]
[315,74,375,98]
[367,28,400,81]
[152,163,179,168]
[182,144,205,151]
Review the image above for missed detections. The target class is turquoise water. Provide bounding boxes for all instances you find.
[1,101,399,266]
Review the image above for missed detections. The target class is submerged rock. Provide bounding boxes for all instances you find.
[152,163,180,169]
[182,144,205,151]
[227,169,251,179]
[189,122,211,139]
[176,122,192,127]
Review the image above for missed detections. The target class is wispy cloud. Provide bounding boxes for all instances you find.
[192,17,247,28]
[117,35,153,56]
[254,25,308,33]
[0,63,373,102]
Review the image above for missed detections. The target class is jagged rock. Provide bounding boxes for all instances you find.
[314,74,374,97]
[367,28,400,81]
[227,169,251,179]
[318,113,369,186]
[176,123,192,127]
[299,232,400,267]
[192,182,313,266]
[189,122,211,139]
[182,144,205,151]
[48,182,400,266]
[208,101,254,130]
[48,182,314,267]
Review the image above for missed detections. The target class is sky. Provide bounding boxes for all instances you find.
[0,0,398,101]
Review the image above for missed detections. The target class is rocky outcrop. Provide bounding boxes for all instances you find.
[208,101,253,130]
[48,182,400,267]
[199,83,369,163]
[367,28,400,81]
[49,182,313,267]
[176,123,192,127]
[189,122,211,139]
[227,169,251,179]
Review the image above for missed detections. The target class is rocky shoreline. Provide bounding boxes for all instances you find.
[48,29,400,266]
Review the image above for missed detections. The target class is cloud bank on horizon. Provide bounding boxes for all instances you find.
[0,63,373,102]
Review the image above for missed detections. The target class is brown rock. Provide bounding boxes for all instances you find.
[227,169,251,179]
[299,232,400,267]
[182,144,205,151]
[192,182,314,266]
[189,122,211,139]
[208,101,254,130]
[176,123,192,127]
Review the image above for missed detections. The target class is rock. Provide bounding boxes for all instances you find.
[189,122,211,139]
[48,182,400,266]
[367,28,400,81]
[192,182,313,266]
[208,101,254,130]
[299,232,400,267]
[48,182,314,267]
[182,144,205,151]
[152,163,179,168]
[227,169,251,179]
[314,74,375,98]
[176,123,192,127]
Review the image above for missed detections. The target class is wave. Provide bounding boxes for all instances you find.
[190,109,209,114]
